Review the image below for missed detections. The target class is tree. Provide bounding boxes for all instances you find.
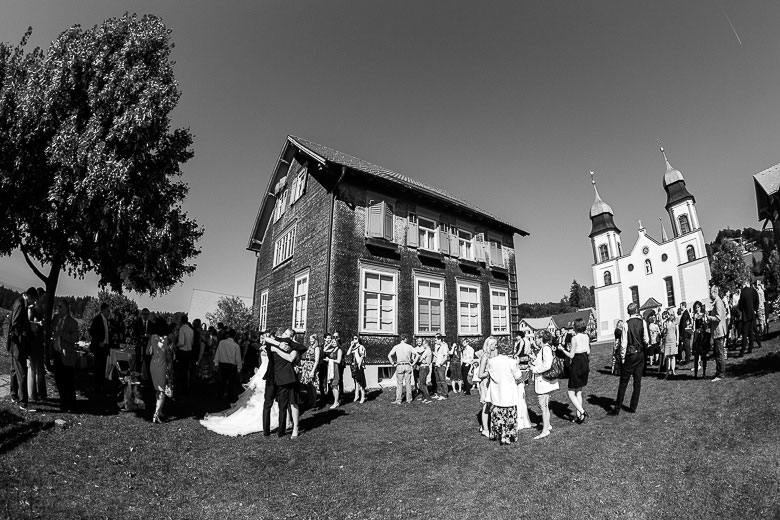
[82,290,139,341]
[0,15,202,334]
[206,296,257,332]
[709,239,751,295]
[568,280,582,309]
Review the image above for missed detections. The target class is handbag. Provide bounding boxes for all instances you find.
[541,348,564,381]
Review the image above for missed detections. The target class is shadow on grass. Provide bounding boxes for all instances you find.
[587,393,614,412]
[730,353,780,379]
[0,409,53,454]
[299,407,348,432]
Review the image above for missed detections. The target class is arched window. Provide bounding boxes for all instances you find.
[664,276,675,307]
[678,214,691,235]
[645,259,653,275]
[630,286,640,307]
[598,244,609,262]
[686,245,696,262]
[604,271,612,286]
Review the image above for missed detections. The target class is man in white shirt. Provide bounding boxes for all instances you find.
[433,333,449,400]
[460,339,475,395]
[176,314,194,394]
[388,334,415,404]
[214,328,242,402]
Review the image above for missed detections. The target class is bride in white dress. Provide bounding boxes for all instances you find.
[200,350,279,436]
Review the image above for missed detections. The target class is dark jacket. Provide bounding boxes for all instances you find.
[738,287,759,321]
[8,297,31,357]
[89,313,111,351]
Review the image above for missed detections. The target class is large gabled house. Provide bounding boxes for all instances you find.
[247,136,528,387]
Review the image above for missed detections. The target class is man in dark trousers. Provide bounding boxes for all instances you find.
[263,328,307,438]
[89,303,111,394]
[132,308,154,378]
[677,302,692,365]
[8,287,38,411]
[738,279,761,356]
[609,302,649,415]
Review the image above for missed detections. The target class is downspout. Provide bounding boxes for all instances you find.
[323,166,347,334]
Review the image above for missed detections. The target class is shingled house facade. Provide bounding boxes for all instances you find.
[247,136,528,388]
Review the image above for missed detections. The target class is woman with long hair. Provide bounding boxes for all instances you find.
[661,310,678,378]
[477,337,498,437]
[529,330,559,439]
[557,318,590,423]
[691,301,710,378]
[149,323,175,423]
[347,335,367,403]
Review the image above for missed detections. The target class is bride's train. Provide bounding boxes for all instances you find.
[200,353,279,436]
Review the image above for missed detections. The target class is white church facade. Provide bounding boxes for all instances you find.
[589,148,712,342]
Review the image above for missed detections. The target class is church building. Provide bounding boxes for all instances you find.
[589,148,712,342]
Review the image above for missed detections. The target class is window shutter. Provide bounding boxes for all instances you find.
[449,229,459,257]
[474,233,485,262]
[383,202,394,242]
[489,242,503,267]
[367,201,384,238]
[299,170,307,199]
[407,218,419,248]
[438,224,449,254]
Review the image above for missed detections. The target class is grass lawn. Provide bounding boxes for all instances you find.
[2,328,780,519]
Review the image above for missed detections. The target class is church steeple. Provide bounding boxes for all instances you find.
[660,146,695,210]
[589,171,621,238]
[659,146,700,237]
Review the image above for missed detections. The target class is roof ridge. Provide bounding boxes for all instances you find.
[289,135,526,234]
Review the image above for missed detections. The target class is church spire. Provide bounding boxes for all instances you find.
[588,170,621,238]
[660,217,669,242]
[658,144,695,211]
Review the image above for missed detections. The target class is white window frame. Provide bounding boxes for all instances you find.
[272,224,296,268]
[456,280,481,336]
[489,285,509,335]
[458,229,474,260]
[359,265,398,335]
[414,273,445,335]
[292,270,309,332]
[273,189,289,223]
[258,289,269,332]
[417,215,438,251]
[290,166,307,204]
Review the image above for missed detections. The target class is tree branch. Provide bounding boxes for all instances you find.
[20,245,47,283]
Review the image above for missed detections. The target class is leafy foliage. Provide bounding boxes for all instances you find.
[0,14,202,320]
[710,239,751,294]
[205,296,257,332]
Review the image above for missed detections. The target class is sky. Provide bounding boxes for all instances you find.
[0,1,777,312]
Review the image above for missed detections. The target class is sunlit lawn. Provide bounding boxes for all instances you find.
[2,326,780,519]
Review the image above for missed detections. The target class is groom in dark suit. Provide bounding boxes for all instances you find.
[89,303,111,393]
[8,287,38,411]
[738,280,760,356]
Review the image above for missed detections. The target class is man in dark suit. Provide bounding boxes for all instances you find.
[677,302,692,365]
[89,303,111,393]
[738,280,760,356]
[132,308,154,378]
[263,328,307,438]
[8,287,38,411]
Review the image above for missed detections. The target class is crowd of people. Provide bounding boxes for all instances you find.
[4,277,770,444]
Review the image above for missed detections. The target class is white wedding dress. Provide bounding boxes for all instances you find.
[200,351,279,436]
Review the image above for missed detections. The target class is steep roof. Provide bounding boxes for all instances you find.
[754,163,780,220]
[551,309,594,330]
[639,297,663,311]
[289,136,528,236]
[520,317,553,330]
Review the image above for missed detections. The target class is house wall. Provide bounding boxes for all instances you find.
[327,178,518,366]
[252,168,521,388]
[252,158,332,340]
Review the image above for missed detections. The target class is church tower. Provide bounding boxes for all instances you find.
[661,147,700,237]
[589,171,622,266]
